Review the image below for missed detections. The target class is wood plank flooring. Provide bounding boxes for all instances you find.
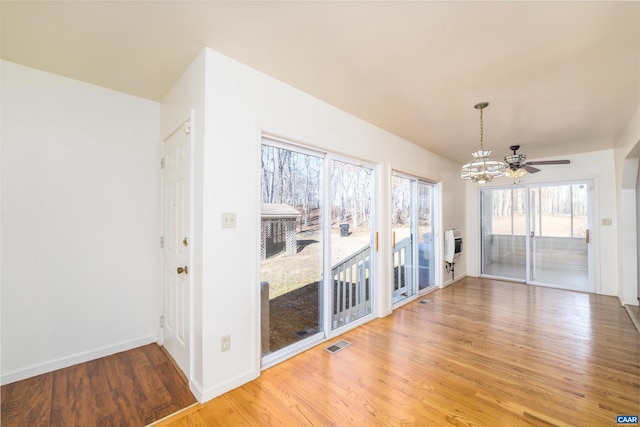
[1,344,196,427]
[156,278,639,427]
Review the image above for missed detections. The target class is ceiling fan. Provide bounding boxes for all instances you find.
[503,145,570,178]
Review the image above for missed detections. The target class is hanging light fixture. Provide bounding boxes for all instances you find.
[460,102,506,183]
[504,167,527,179]
[504,145,528,179]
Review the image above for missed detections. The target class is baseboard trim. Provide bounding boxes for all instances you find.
[1,335,157,385]
[624,305,640,334]
[442,274,467,288]
[618,295,640,307]
[189,377,205,402]
[197,369,259,403]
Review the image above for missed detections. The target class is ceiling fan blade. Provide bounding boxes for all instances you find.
[525,160,570,166]
[522,165,541,173]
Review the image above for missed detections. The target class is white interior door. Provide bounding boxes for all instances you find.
[161,120,191,377]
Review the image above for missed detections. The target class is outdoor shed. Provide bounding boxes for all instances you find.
[261,203,301,259]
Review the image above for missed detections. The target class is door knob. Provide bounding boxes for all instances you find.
[177,266,188,274]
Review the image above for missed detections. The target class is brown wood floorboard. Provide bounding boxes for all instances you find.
[156,278,639,427]
[0,372,53,427]
[1,343,196,427]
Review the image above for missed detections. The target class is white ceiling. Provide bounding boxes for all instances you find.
[2,1,639,164]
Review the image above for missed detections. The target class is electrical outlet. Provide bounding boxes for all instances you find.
[221,213,236,229]
[221,335,231,352]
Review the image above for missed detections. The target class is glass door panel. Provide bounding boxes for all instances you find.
[417,181,435,290]
[260,143,323,357]
[529,183,590,291]
[330,160,373,330]
[481,188,527,280]
[391,175,415,303]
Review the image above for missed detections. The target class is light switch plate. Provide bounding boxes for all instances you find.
[222,212,236,228]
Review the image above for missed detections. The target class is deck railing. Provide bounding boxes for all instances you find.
[392,237,412,301]
[331,245,371,329]
[483,234,587,272]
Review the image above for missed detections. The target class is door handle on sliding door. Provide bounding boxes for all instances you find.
[585,229,590,244]
[392,231,396,248]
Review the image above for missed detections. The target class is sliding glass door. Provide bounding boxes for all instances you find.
[392,173,438,305]
[330,159,374,330]
[480,181,593,292]
[529,183,590,291]
[480,188,527,280]
[417,181,436,290]
[392,175,415,304]
[260,143,324,358]
[260,139,377,364]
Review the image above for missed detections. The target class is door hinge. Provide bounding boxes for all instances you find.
[184,120,192,134]
[160,315,165,328]
[160,157,165,169]
[160,236,164,248]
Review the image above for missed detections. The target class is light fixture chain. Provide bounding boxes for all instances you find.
[461,101,506,183]
[479,107,484,150]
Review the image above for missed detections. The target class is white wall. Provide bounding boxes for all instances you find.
[465,149,620,296]
[1,61,161,384]
[614,105,640,305]
[614,28,639,304]
[160,48,466,402]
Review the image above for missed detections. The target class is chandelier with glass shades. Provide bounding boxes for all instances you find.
[460,102,507,183]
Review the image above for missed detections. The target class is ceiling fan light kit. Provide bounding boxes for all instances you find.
[460,106,572,183]
[503,145,570,177]
[505,167,528,179]
[504,145,528,178]
[505,146,526,168]
[460,102,507,184]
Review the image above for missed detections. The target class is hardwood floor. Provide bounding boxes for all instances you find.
[1,344,196,427]
[3,279,638,426]
[156,278,639,427]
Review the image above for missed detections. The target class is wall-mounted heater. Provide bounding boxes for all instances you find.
[444,229,463,264]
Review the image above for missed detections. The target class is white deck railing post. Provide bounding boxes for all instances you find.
[331,245,372,329]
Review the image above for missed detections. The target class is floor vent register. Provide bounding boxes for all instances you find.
[325,340,351,354]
